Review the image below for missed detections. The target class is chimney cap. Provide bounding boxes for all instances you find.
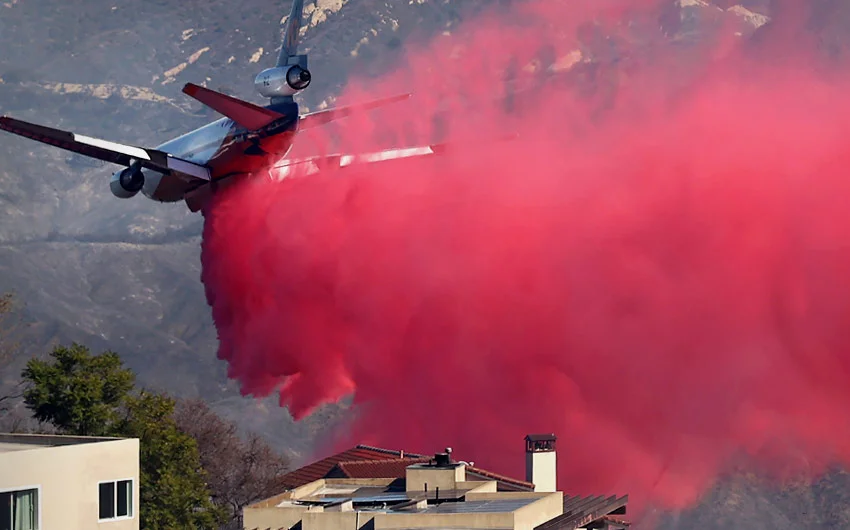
[525,433,556,442]
[433,452,452,466]
[525,433,556,454]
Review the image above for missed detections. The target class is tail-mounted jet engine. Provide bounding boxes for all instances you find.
[110,162,144,198]
[254,64,311,98]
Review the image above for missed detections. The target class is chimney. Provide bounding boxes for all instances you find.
[525,433,557,492]
[405,448,466,492]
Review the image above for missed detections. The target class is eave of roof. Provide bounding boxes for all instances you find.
[465,466,535,491]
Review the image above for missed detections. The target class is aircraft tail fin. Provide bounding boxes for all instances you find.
[182,83,287,130]
[277,0,306,68]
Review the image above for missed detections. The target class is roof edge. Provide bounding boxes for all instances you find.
[466,466,535,490]
[0,433,127,447]
[337,456,433,467]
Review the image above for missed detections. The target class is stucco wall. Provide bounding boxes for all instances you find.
[0,437,139,530]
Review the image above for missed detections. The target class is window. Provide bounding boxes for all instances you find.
[98,480,132,521]
[0,488,39,530]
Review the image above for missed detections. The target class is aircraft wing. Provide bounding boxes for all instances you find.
[0,116,211,181]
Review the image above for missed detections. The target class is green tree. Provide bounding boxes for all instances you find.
[21,342,134,435]
[21,344,226,528]
[115,391,226,529]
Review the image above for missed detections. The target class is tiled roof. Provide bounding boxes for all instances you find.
[465,466,535,492]
[331,457,434,479]
[280,445,427,489]
[281,444,535,493]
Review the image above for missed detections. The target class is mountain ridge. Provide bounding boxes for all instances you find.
[4,1,850,527]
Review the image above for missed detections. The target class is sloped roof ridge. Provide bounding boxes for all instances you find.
[337,456,432,466]
[466,465,535,489]
[354,444,427,458]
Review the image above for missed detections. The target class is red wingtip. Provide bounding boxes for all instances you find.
[182,82,201,96]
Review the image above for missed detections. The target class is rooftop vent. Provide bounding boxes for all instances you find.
[434,452,451,466]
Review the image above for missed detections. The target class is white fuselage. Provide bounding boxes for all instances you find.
[136,117,235,200]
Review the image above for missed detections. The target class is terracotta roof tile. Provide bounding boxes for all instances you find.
[280,445,426,489]
[333,457,433,479]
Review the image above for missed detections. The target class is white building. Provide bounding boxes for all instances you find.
[0,433,139,530]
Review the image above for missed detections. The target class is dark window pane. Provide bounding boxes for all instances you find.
[0,493,11,530]
[117,481,131,517]
[98,483,115,519]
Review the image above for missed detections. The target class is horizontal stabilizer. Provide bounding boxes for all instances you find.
[270,144,443,179]
[0,115,211,180]
[298,93,412,130]
[269,132,518,179]
[182,83,287,131]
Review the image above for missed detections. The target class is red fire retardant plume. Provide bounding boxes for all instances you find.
[199,0,850,518]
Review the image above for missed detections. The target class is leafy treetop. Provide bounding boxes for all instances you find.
[22,342,134,436]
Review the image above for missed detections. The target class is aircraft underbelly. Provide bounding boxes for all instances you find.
[141,169,169,201]
[208,132,296,178]
[143,120,232,202]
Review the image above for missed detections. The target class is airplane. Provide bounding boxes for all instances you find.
[0,0,446,213]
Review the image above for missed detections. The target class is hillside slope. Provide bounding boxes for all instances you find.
[5,4,850,522]
[0,0,512,457]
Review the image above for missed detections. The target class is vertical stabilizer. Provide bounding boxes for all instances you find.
[277,0,306,68]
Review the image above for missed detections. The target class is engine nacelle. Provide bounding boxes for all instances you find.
[254,65,311,98]
[110,166,144,199]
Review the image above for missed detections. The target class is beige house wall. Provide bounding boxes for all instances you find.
[405,465,467,492]
[0,436,139,530]
[511,493,563,530]
[244,506,313,530]
[244,481,563,530]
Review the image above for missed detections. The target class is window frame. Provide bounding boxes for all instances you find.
[96,478,134,523]
[0,484,42,530]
